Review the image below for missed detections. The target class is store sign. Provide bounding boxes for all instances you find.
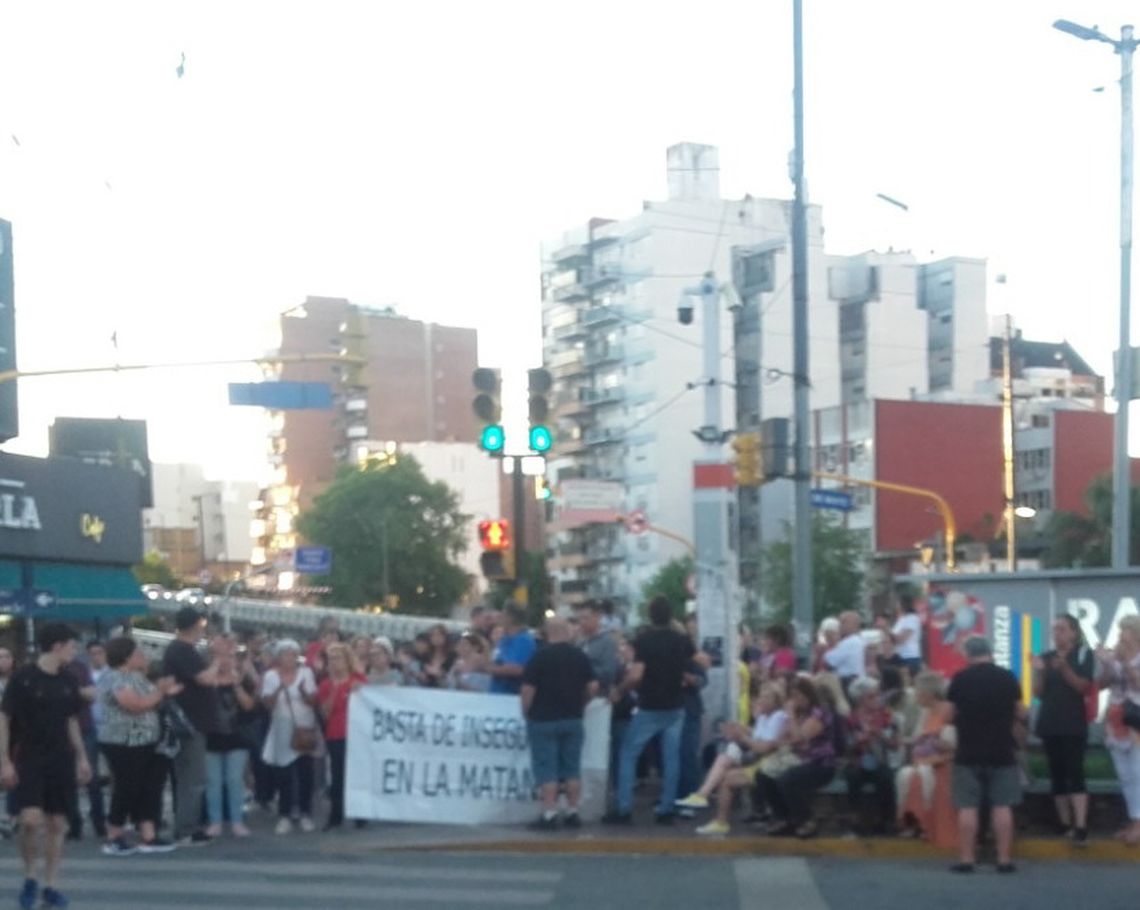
[0,453,142,565]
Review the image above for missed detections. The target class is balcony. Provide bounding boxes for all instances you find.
[551,388,591,420]
[550,243,589,267]
[551,282,589,304]
[345,425,369,440]
[583,304,623,328]
[344,396,368,412]
[584,427,622,447]
[552,319,588,342]
[585,342,624,367]
[585,387,625,408]
[582,264,621,291]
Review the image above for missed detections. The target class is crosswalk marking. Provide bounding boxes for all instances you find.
[734,858,829,910]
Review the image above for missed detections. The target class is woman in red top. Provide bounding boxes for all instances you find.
[317,644,366,830]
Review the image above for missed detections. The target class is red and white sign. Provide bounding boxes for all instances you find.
[625,510,649,535]
[551,480,624,530]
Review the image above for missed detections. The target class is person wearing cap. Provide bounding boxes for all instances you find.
[161,607,221,847]
[946,635,1026,874]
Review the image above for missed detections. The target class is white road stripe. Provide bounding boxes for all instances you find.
[34,876,554,906]
[734,858,828,910]
[0,858,563,885]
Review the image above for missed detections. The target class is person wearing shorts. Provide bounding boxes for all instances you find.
[520,617,597,830]
[0,623,92,909]
[947,635,1026,874]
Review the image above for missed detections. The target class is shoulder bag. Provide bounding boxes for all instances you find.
[284,682,319,754]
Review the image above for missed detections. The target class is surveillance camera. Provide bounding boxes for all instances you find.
[678,303,694,325]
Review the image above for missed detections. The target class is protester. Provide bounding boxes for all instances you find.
[64,648,105,841]
[896,672,956,848]
[261,640,319,834]
[754,676,837,839]
[520,618,597,830]
[470,605,498,641]
[0,647,15,834]
[686,682,788,835]
[162,607,221,847]
[845,676,898,835]
[348,636,372,673]
[0,623,92,910]
[812,617,841,673]
[822,612,866,689]
[1096,614,1140,845]
[446,633,492,693]
[1032,614,1095,844]
[487,605,537,696]
[0,647,13,697]
[605,596,694,825]
[317,643,366,831]
[890,596,924,676]
[205,636,257,838]
[303,616,341,679]
[366,638,404,686]
[576,601,620,696]
[96,637,180,855]
[946,635,1025,873]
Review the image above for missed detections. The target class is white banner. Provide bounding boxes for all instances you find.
[345,686,611,826]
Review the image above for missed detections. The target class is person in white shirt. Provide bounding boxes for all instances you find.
[260,640,319,835]
[824,612,867,683]
[890,598,924,675]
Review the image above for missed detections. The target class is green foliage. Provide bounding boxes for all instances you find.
[133,551,180,589]
[761,514,866,623]
[1041,474,1140,568]
[641,555,694,621]
[520,551,552,628]
[296,455,472,616]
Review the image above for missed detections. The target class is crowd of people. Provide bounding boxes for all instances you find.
[0,596,1136,904]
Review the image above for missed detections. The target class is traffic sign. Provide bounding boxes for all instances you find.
[294,546,333,575]
[0,588,57,615]
[810,488,854,512]
[625,510,649,535]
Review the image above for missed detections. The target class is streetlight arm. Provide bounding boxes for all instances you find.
[1053,19,1115,44]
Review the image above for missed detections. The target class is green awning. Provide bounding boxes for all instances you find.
[29,563,146,620]
[0,561,21,589]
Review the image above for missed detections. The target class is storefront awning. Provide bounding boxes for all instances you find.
[29,562,145,620]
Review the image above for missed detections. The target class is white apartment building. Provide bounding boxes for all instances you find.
[145,463,259,567]
[542,143,992,613]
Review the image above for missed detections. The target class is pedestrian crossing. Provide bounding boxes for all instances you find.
[0,856,564,908]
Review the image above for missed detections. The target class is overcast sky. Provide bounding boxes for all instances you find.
[0,0,1135,481]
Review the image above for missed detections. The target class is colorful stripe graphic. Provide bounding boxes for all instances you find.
[994,605,1043,706]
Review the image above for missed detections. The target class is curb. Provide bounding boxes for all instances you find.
[362,835,1140,862]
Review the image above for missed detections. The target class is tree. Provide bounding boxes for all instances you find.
[641,555,694,622]
[761,514,866,623]
[1041,474,1140,568]
[133,551,180,589]
[296,455,472,616]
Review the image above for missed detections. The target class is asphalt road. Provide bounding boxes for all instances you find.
[0,846,1135,910]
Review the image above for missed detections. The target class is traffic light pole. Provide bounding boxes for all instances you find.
[511,455,526,588]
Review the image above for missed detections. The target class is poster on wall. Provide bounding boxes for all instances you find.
[917,588,987,677]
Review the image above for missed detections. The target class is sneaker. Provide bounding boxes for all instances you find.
[274,818,293,835]
[562,812,582,830]
[696,820,730,836]
[178,831,214,847]
[675,793,710,810]
[203,823,223,838]
[231,823,252,838]
[101,836,137,857]
[298,816,316,833]
[40,887,69,908]
[137,837,177,854]
[18,878,37,910]
[601,811,633,826]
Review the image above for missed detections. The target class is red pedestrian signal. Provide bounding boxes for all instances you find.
[478,519,511,552]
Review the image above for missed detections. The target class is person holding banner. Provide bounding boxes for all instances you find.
[487,606,536,696]
[317,644,366,831]
[520,618,598,830]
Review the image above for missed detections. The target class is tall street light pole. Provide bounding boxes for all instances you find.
[1054,19,1138,568]
[791,0,814,649]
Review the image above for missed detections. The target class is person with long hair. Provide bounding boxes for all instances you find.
[1097,614,1140,845]
[755,676,837,838]
[316,644,366,831]
[204,637,257,839]
[1032,614,1095,843]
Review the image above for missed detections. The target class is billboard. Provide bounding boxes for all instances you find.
[0,219,16,443]
[49,417,153,508]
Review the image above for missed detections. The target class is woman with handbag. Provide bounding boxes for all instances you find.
[205,637,258,838]
[260,640,319,835]
[1097,614,1140,845]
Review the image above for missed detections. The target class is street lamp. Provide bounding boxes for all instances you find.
[1053,18,1139,569]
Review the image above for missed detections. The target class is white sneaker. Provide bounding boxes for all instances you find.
[274,818,293,835]
[298,816,316,833]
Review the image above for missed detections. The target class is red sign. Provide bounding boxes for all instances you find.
[918,587,986,678]
[625,510,649,535]
[693,463,736,489]
[477,519,511,552]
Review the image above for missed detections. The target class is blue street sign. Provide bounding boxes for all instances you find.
[0,588,57,615]
[294,546,333,575]
[810,488,855,512]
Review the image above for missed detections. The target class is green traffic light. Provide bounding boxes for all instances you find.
[480,424,505,453]
[529,424,552,453]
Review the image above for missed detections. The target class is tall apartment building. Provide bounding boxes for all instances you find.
[542,143,993,613]
[251,298,479,574]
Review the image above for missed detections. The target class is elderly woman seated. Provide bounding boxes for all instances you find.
[845,675,899,835]
[895,671,957,848]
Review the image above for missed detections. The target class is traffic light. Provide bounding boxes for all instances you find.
[478,519,512,551]
[472,368,503,454]
[761,417,790,479]
[732,432,761,487]
[528,367,553,454]
[339,308,368,388]
[480,548,516,580]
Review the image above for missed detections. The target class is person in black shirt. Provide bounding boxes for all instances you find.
[604,596,694,824]
[946,635,1027,874]
[1032,614,1095,843]
[520,618,597,829]
[0,623,92,910]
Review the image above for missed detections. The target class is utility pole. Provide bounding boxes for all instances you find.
[686,272,739,725]
[512,456,526,593]
[790,0,814,651]
[1002,314,1017,571]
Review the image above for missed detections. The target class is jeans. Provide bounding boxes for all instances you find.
[69,726,106,835]
[326,740,347,826]
[205,749,248,826]
[609,719,629,803]
[275,756,315,819]
[758,761,835,826]
[679,711,703,798]
[172,729,207,839]
[616,708,684,816]
[845,763,896,829]
[1109,744,1140,821]
[100,743,168,827]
